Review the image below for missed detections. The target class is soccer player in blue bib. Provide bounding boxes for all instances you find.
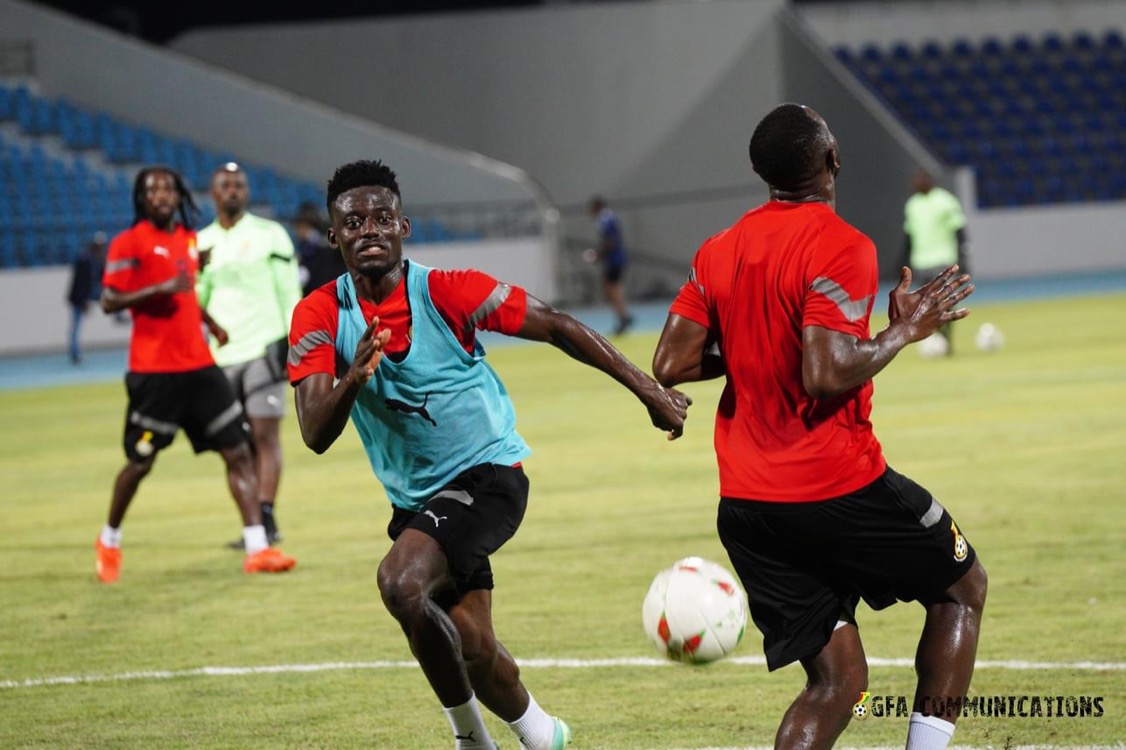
[288,160,690,750]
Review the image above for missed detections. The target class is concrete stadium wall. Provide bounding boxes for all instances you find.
[171,0,789,277]
[0,0,541,206]
[171,0,1125,284]
[0,0,559,355]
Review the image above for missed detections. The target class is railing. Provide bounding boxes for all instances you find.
[557,235,691,308]
[406,199,545,242]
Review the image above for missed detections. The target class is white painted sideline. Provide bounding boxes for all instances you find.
[2,655,1123,691]
[671,743,1121,747]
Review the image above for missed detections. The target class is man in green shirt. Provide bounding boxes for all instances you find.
[197,162,304,545]
[903,170,969,354]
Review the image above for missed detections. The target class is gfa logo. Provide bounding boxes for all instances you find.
[852,691,872,720]
[951,520,968,562]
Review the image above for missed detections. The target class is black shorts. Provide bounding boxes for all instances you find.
[122,367,249,462]
[603,262,625,284]
[387,463,529,608]
[717,466,977,671]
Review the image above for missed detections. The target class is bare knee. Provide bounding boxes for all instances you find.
[802,625,869,708]
[942,559,988,614]
[377,564,431,624]
[127,458,155,480]
[221,443,254,471]
[806,661,868,711]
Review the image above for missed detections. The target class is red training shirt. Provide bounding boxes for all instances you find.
[288,264,528,383]
[102,221,214,373]
[670,201,886,502]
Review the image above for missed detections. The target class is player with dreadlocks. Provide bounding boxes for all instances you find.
[94,165,297,583]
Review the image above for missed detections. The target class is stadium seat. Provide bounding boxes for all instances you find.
[834,29,1126,209]
[950,38,973,58]
[0,80,535,268]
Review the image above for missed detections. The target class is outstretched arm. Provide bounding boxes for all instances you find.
[802,265,974,399]
[516,295,690,439]
[294,317,391,453]
[652,313,725,388]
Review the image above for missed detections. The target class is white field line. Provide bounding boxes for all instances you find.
[2,655,1124,690]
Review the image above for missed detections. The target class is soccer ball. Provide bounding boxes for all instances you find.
[917,332,949,358]
[852,702,869,720]
[974,322,1005,352]
[641,556,748,664]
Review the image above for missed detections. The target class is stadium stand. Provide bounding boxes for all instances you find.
[0,81,475,268]
[834,30,1125,208]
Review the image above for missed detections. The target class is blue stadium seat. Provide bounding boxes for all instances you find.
[890,42,912,61]
[1073,31,1095,50]
[920,40,943,59]
[0,84,14,121]
[950,38,973,58]
[1011,35,1034,55]
[981,37,1004,56]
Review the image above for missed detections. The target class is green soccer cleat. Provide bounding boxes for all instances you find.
[549,717,572,750]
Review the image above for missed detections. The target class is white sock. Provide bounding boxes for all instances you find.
[443,694,493,749]
[505,693,555,750]
[100,525,122,548]
[242,525,269,555]
[906,712,955,750]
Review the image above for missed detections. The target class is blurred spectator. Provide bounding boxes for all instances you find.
[292,202,344,295]
[65,232,108,364]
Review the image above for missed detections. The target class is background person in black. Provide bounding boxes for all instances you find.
[291,201,344,296]
[65,231,107,364]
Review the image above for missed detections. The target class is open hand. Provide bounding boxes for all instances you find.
[887,265,974,343]
[350,316,392,385]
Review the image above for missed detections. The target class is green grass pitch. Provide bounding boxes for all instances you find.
[0,293,1123,748]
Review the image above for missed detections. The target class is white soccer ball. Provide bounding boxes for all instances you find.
[974,323,1005,353]
[918,332,950,358]
[641,556,748,664]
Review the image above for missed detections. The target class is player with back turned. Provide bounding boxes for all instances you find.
[287,159,690,750]
[652,104,987,750]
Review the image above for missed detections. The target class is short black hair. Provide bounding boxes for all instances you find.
[326,160,400,216]
[132,165,197,228]
[748,103,830,191]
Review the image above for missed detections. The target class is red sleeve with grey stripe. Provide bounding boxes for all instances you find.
[427,268,528,350]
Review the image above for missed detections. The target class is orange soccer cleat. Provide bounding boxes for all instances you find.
[95,538,122,583]
[244,547,296,574]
